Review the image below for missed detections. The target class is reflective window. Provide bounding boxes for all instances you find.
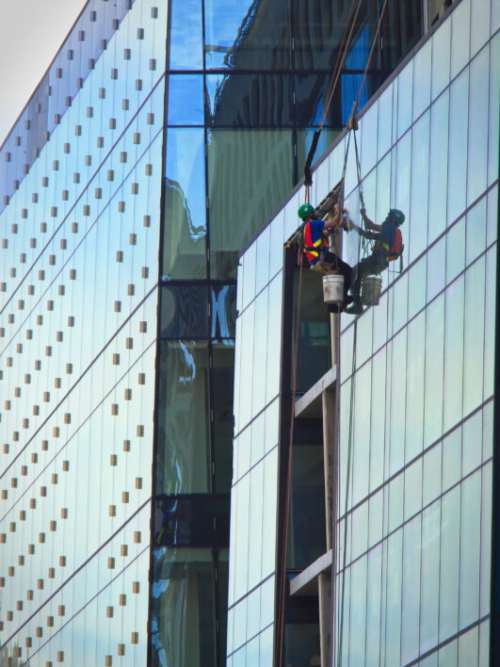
[161,284,209,338]
[163,128,207,279]
[167,75,204,125]
[206,74,293,127]
[208,129,293,279]
[204,0,290,69]
[447,68,469,225]
[150,548,218,667]
[168,0,203,69]
[156,341,211,494]
[467,47,489,205]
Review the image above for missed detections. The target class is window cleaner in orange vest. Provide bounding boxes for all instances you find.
[346,207,405,314]
[298,202,353,308]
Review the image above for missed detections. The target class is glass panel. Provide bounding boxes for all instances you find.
[480,463,492,618]
[426,236,445,303]
[442,427,462,492]
[167,75,204,125]
[168,0,203,69]
[446,217,465,284]
[401,515,422,664]
[208,129,293,279]
[483,246,496,400]
[160,284,209,338]
[458,625,479,667]
[467,47,490,205]
[431,18,451,101]
[156,341,210,494]
[443,276,465,433]
[206,74,293,127]
[413,40,431,120]
[248,463,264,590]
[211,284,237,339]
[385,530,403,666]
[407,113,430,260]
[428,90,449,243]
[389,330,407,475]
[213,344,235,493]
[463,257,485,415]
[424,295,444,447]
[459,471,481,628]
[366,545,383,666]
[396,62,413,139]
[470,0,490,56]
[420,500,441,654]
[150,548,216,667]
[163,128,207,279]
[450,0,471,78]
[439,486,460,642]
[488,35,500,185]
[370,349,386,491]
[204,0,290,69]
[447,67,469,225]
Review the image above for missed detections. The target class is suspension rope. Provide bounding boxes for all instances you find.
[275,241,305,667]
[303,0,364,190]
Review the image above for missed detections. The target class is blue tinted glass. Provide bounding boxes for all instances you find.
[167,75,204,125]
[160,284,209,338]
[169,0,203,69]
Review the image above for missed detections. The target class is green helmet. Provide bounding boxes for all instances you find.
[388,208,405,225]
[298,203,315,220]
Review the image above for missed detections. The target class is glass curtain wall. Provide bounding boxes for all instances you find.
[335,1,499,664]
[152,0,426,664]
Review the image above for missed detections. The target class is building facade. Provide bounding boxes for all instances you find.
[228,0,499,665]
[0,0,464,665]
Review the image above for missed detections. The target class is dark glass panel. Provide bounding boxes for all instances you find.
[212,344,235,494]
[153,495,229,548]
[161,284,209,339]
[206,74,293,127]
[204,0,290,69]
[295,268,331,394]
[156,341,211,494]
[150,548,216,667]
[167,75,205,125]
[163,128,207,279]
[288,439,326,570]
[168,0,203,69]
[211,284,237,339]
[207,129,293,278]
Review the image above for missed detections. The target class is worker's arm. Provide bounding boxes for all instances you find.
[360,208,382,231]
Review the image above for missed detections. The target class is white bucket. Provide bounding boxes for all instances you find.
[361,275,382,306]
[322,273,344,305]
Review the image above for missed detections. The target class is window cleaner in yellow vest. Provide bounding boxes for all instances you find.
[298,202,353,309]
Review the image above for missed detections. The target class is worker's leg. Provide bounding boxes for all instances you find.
[350,254,378,304]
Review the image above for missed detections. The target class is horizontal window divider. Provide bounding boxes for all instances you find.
[403,614,490,667]
[227,573,275,613]
[233,395,280,441]
[231,442,279,489]
[226,620,275,659]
